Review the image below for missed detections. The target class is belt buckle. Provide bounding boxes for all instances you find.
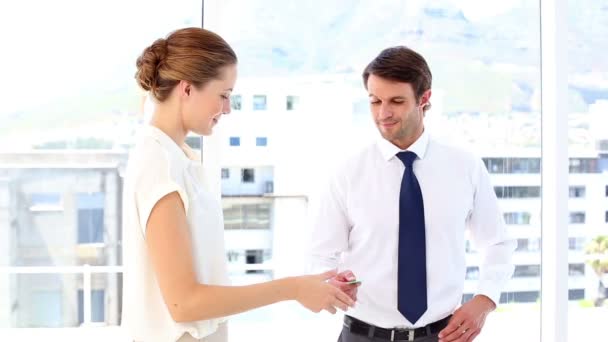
[391,328,415,341]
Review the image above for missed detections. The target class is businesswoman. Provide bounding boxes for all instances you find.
[121,27,356,342]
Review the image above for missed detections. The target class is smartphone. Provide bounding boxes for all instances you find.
[346,279,362,285]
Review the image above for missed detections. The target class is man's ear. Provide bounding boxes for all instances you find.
[420,89,432,108]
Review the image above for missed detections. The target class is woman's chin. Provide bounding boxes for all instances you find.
[191,127,213,137]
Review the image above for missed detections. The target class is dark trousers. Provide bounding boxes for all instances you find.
[337,326,439,342]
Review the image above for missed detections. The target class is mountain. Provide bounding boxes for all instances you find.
[1,0,606,148]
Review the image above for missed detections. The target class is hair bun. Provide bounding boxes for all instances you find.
[135,38,168,92]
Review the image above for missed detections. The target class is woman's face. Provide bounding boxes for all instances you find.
[182,64,237,136]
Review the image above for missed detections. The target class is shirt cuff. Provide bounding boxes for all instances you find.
[474,280,502,307]
[475,265,515,306]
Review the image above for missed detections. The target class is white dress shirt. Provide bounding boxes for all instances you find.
[122,126,230,342]
[309,129,516,329]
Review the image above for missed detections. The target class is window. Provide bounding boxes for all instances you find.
[483,158,504,173]
[78,289,105,323]
[30,290,63,327]
[245,249,265,274]
[606,185,608,197]
[242,168,255,183]
[229,137,241,146]
[256,137,268,146]
[465,240,474,253]
[499,291,540,304]
[77,193,105,244]
[569,186,586,198]
[231,94,242,110]
[568,237,585,251]
[243,203,271,229]
[184,136,201,150]
[465,266,479,280]
[286,95,299,110]
[503,212,531,225]
[78,209,104,244]
[29,192,62,212]
[605,211,608,223]
[221,168,230,179]
[265,181,274,194]
[569,158,599,173]
[482,158,541,174]
[569,212,586,224]
[516,239,527,251]
[227,251,239,262]
[253,95,267,110]
[528,238,540,252]
[568,289,585,301]
[568,264,585,277]
[514,265,541,278]
[222,198,272,230]
[517,238,541,252]
[494,186,540,198]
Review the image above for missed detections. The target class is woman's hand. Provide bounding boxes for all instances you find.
[292,270,356,314]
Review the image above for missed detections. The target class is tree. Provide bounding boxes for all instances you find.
[585,235,608,307]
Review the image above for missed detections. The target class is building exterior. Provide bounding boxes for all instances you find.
[0,151,126,327]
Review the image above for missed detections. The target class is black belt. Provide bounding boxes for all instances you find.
[343,315,452,341]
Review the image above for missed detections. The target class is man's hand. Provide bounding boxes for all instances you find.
[438,295,496,342]
[327,270,361,302]
[292,270,355,314]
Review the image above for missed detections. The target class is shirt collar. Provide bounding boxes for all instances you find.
[144,125,201,164]
[376,129,429,162]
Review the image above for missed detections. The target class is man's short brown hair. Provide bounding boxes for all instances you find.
[363,46,432,111]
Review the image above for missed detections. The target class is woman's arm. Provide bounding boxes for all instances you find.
[146,192,355,323]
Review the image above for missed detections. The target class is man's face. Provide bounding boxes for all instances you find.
[367,74,430,148]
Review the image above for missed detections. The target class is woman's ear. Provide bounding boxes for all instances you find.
[177,80,192,97]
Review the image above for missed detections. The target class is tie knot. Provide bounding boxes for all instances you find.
[396,151,418,168]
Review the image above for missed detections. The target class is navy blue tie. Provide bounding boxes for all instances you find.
[396,151,427,324]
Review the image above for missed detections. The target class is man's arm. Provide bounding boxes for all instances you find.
[308,173,361,300]
[439,158,516,342]
[308,173,352,272]
[467,158,517,306]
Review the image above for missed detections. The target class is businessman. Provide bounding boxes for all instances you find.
[313,46,516,342]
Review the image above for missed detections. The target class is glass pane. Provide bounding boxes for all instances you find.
[0,169,122,267]
[1,274,82,328]
[80,273,123,326]
[231,95,243,110]
[0,0,202,334]
[253,95,268,110]
[0,0,201,266]
[567,0,608,340]
[210,0,541,341]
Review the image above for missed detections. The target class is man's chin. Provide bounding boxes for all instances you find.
[379,130,395,141]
